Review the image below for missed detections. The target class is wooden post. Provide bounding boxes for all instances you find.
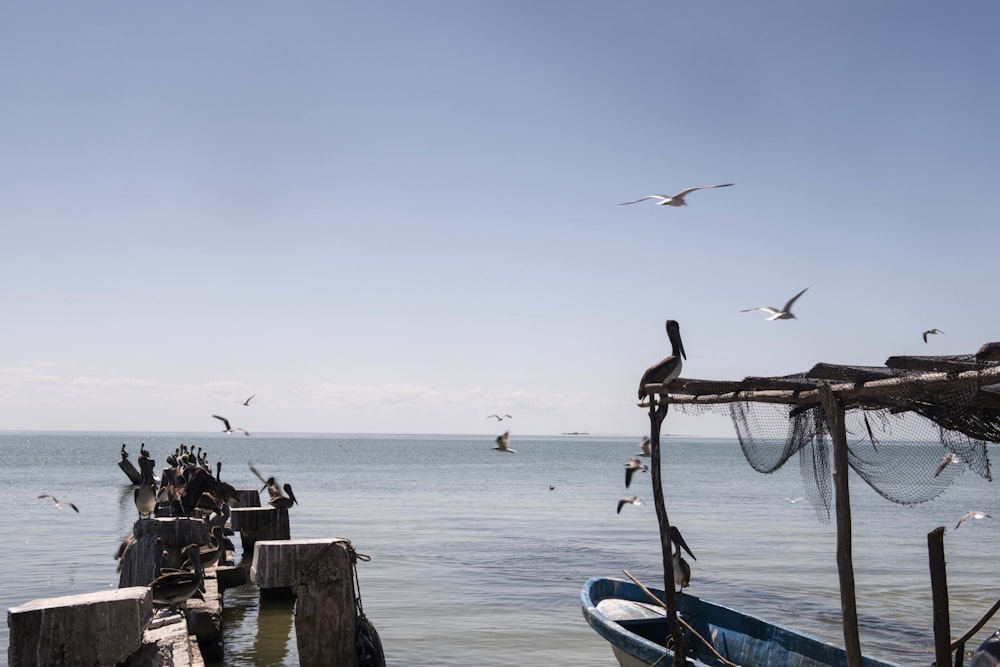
[649,397,686,665]
[818,382,863,667]
[927,527,953,667]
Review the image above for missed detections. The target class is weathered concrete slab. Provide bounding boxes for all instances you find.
[251,539,357,667]
[121,613,206,667]
[234,488,261,508]
[7,586,152,667]
[231,506,289,554]
[185,573,223,662]
[119,518,210,588]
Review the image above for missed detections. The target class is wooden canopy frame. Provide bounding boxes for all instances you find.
[640,342,1000,667]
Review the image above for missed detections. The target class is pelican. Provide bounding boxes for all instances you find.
[184,526,228,569]
[617,495,644,513]
[249,463,282,498]
[636,436,651,458]
[268,483,298,510]
[242,394,255,406]
[624,457,648,489]
[671,526,696,590]
[618,183,733,207]
[38,494,79,513]
[955,510,992,530]
[493,431,516,453]
[741,288,808,320]
[638,320,686,400]
[134,456,157,519]
[149,545,205,611]
[213,414,249,436]
[935,452,961,477]
[923,329,945,343]
[120,443,129,460]
[487,414,512,421]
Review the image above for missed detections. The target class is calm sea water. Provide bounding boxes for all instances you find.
[3,432,999,666]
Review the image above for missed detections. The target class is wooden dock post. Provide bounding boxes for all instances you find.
[927,527,952,667]
[250,539,357,667]
[7,587,152,667]
[118,517,210,588]
[231,506,289,556]
[819,382,863,667]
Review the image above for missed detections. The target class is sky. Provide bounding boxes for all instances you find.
[1,2,998,437]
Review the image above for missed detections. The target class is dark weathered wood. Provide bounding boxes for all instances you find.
[648,399,686,666]
[977,342,1000,361]
[927,527,952,667]
[819,383,863,667]
[807,363,899,382]
[884,355,980,373]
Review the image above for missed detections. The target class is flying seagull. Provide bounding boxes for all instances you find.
[619,184,733,207]
[487,414,512,421]
[638,320,686,400]
[741,288,809,320]
[38,494,79,513]
[617,495,644,513]
[784,497,805,504]
[935,452,960,477]
[624,457,648,489]
[923,329,945,344]
[242,394,255,406]
[636,436,651,458]
[955,510,992,530]
[213,415,249,436]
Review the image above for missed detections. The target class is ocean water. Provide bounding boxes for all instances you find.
[2,432,999,667]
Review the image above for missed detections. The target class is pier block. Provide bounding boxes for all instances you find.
[250,539,357,667]
[234,488,261,508]
[120,614,206,667]
[7,586,152,667]
[231,507,289,554]
[185,574,223,662]
[119,518,210,588]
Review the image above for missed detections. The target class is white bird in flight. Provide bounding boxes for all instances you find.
[923,329,945,344]
[955,510,991,530]
[784,497,805,504]
[493,431,516,453]
[38,494,79,513]
[741,288,809,320]
[618,184,733,208]
[617,495,644,514]
[213,414,250,436]
[934,452,960,477]
[487,414,512,421]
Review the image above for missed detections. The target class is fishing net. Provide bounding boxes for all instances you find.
[670,355,999,523]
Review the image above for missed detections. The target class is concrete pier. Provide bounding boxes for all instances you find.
[251,539,357,667]
[231,506,290,555]
[7,587,152,667]
[118,517,210,588]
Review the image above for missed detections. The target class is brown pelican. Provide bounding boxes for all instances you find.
[213,414,249,436]
[638,320,686,400]
[268,483,298,510]
[493,431,516,453]
[741,288,808,320]
[923,328,945,343]
[617,495,644,513]
[149,545,205,611]
[38,494,79,513]
[671,526,697,590]
[624,457,648,489]
[955,510,992,530]
[618,183,733,207]
[134,456,157,519]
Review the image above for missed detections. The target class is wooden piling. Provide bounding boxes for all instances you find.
[231,506,289,555]
[251,539,357,667]
[927,527,952,667]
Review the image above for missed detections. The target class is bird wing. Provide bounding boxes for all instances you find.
[38,494,55,501]
[672,183,734,198]
[740,306,780,315]
[670,526,697,560]
[625,467,636,489]
[782,288,809,312]
[248,463,267,485]
[243,395,255,405]
[236,428,250,436]
[923,331,930,343]
[212,415,231,430]
[618,195,668,205]
[956,511,974,529]
[67,502,80,513]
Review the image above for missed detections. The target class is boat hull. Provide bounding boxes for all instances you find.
[581,577,902,667]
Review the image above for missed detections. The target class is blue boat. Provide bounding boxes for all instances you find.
[581,577,903,667]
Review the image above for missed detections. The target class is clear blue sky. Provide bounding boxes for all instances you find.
[2,2,997,437]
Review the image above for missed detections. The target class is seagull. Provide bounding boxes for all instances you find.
[636,436,651,458]
[619,184,733,207]
[487,414,512,421]
[638,320,686,400]
[242,394,256,406]
[617,495,644,513]
[213,415,249,436]
[493,431,516,453]
[38,494,79,513]
[955,510,992,530]
[624,457,648,488]
[923,329,945,344]
[784,497,805,504]
[935,452,960,477]
[741,287,809,320]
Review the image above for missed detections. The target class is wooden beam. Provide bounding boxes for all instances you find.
[819,383,863,667]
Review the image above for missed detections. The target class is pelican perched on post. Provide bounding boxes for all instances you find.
[149,545,205,612]
[670,526,697,590]
[638,320,686,400]
[268,483,298,510]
